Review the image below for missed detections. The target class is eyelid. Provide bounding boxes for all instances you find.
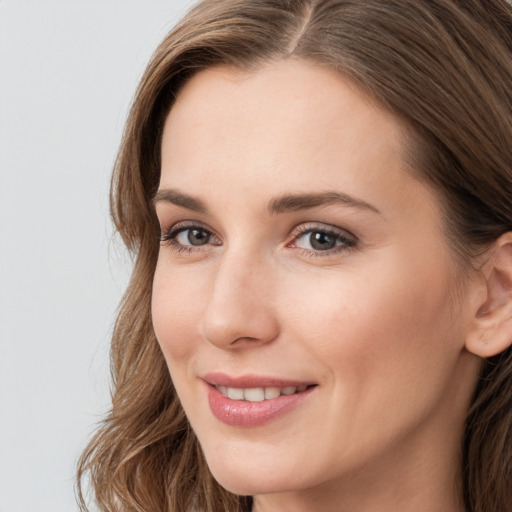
[290,222,356,241]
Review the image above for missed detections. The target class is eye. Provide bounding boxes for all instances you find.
[291,224,356,255]
[174,227,211,246]
[159,222,220,251]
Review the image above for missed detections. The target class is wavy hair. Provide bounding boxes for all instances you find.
[77,1,512,511]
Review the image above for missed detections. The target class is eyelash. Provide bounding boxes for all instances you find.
[158,221,357,257]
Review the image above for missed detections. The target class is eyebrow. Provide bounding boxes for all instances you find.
[152,188,381,216]
[268,191,381,215]
[152,189,209,214]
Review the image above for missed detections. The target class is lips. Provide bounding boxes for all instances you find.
[202,373,317,427]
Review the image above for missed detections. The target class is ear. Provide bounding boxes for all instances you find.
[466,233,512,358]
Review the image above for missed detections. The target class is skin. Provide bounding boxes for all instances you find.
[152,59,484,512]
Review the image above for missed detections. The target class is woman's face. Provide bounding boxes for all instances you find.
[152,60,480,502]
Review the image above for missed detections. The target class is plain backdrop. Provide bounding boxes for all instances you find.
[0,1,193,510]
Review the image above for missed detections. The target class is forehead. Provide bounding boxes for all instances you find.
[162,60,406,186]
[159,59,440,229]
[165,60,405,151]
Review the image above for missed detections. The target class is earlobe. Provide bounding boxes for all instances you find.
[465,233,512,358]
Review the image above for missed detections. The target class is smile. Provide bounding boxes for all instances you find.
[203,375,317,427]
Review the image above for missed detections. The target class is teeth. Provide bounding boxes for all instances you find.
[227,387,244,400]
[244,388,265,402]
[264,387,281,399]
[216,385,309,401]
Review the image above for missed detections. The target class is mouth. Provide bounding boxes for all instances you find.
[202,373,317,427]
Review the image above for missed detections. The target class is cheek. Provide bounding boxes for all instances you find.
[270,258,462,468]
[151,262,207,365]
[282,254,460,404]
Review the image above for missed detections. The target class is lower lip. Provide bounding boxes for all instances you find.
[206,384,315,427]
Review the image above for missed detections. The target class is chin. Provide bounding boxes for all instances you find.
[208,467,292,497]
[201,445,314,497]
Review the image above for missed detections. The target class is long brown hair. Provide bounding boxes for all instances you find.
[77,1,512,511]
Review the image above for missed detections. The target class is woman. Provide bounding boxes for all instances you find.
[77,1,512,511]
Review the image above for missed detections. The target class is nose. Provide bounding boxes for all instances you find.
[200,251,280,349]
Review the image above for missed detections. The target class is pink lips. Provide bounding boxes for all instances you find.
[202,373,316,427]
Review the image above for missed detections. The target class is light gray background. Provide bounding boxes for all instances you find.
[0,1,193,510]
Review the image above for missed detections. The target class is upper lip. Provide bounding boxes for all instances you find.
[201,372,317,388]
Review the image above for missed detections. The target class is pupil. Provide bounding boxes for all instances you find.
[188,229,209,245]
[310,232,335,250]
